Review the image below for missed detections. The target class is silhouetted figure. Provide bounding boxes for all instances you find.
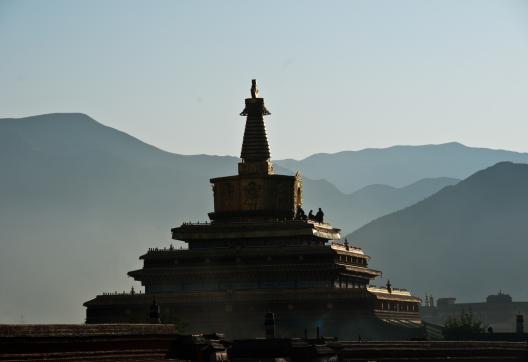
[358,334,362,342]
[488,326,494,334]
[315,208,324,223]
[386,280,392,294]
[344,238,349,251]
[296,207,307,221]
[149,297,161,324]
[308,209,314,220]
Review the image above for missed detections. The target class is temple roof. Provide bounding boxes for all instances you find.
[368,286,421,302]
[171,220,341,241]
[330,242,367,257]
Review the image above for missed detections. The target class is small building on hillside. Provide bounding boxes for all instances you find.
[422,291,528,332]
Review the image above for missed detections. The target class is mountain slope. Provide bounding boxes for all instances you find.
[349,162,528,302]
[277,143,528,193]
[0,113,460,324]
[304,176,459,233]
[0,114,241,324]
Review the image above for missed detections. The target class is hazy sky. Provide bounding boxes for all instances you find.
[1,0,528,159]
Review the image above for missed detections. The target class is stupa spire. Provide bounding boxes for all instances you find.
[238,79,274,175]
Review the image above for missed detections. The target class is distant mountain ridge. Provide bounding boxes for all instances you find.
[0,113,459,323]
[304,176,459,233]
[348,161,528,302]
[0,112,523,323]
[277,143,528,193]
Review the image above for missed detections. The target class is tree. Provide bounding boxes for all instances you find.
[443,309,485,340]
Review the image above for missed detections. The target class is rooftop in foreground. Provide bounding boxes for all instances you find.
[1,325,527,361]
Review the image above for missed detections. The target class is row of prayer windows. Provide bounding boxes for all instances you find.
[378,301,418,312]
[337,254,367,266]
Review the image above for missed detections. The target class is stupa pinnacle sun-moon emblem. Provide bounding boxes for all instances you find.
[84,80,422,339]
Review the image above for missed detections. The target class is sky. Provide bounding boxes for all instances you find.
[1,0,528,159]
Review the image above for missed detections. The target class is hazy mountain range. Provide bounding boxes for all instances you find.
[349,161,528,303]
[301,176,458,233]
[1,113,527,323]
[278,143,528,193]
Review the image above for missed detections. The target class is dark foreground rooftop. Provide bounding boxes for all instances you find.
[0,323,179,337]
[1,324,528,361]
[0,324,180,361]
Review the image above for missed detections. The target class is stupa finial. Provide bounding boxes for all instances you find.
[251,79,259,98]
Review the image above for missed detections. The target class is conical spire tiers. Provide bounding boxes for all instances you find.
[240,99,271,162]
[239,80,274,175]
